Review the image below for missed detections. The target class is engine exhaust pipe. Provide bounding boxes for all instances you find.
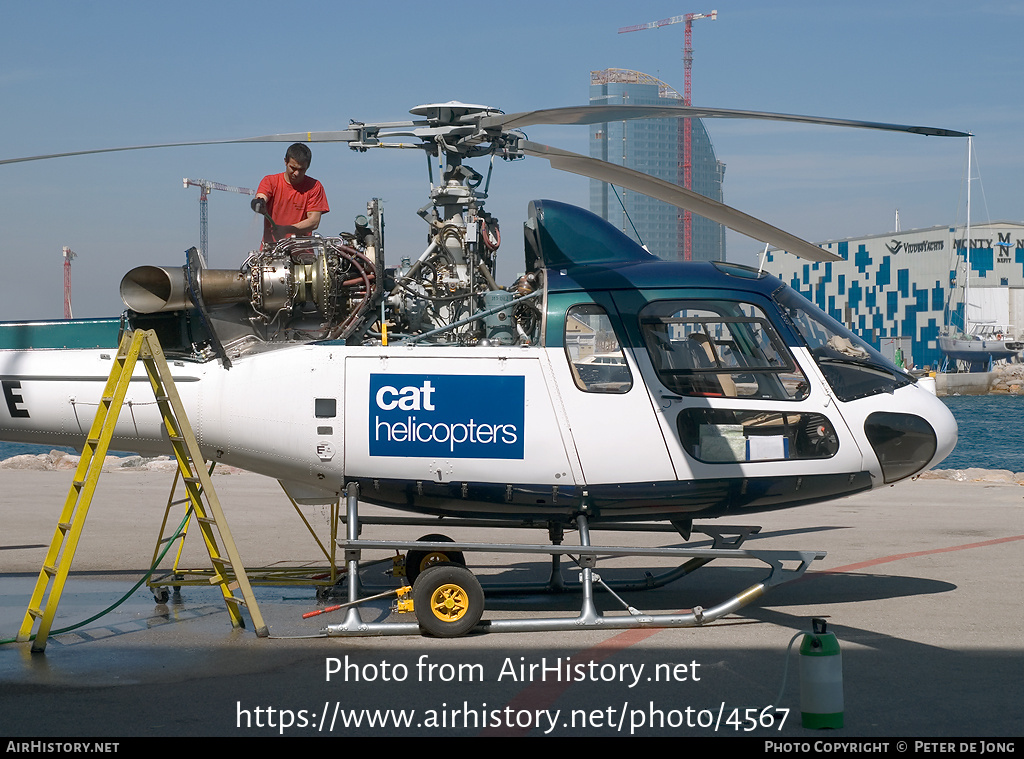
[120,266,250,313]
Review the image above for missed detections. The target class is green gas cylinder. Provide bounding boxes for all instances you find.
[799,618,844,729]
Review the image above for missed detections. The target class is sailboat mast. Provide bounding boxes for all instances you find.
[964,135,972,336]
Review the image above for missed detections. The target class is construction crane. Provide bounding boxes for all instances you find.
[62,246,76,319]
[183,178,255,266]
[619,10,717,261]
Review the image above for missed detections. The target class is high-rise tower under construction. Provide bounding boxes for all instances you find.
[589,68,726,262]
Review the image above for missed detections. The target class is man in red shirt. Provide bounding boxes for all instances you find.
[252,143,330,245]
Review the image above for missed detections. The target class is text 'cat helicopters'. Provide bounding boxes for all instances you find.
[1,102,962,638]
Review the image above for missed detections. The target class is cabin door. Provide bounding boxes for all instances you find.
[545,292,676,485]
[611,289,865,484]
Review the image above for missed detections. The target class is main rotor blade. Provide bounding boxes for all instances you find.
[521,140,841,263]
[486,105,969,138]
[0,131,360,166]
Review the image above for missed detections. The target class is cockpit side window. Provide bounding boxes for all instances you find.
[564,304,633,393]
[639,300,809,401]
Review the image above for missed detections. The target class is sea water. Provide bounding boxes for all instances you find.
[939,394,1024,471]
[1,394,1021,472]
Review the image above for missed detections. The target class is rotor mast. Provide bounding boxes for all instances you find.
[183,178,255,266]
[619,10,717,261]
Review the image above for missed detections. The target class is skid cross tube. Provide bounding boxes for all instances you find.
[324,483,825,637]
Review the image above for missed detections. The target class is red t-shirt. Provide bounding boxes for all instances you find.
[257,173,330,243]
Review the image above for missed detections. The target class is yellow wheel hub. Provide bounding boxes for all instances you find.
[430,583,469,622]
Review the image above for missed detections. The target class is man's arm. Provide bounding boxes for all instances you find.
[252,193,269,217]
[253,176,272,217]
[254,174,273,205]
[277,211,322,236]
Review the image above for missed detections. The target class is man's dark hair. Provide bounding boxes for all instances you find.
[285,142,312,167]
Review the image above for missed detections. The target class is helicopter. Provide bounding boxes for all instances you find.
[0,102,962,637]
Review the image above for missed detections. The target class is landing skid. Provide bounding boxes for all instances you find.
[338,513,762,595]
[324,484,825,638]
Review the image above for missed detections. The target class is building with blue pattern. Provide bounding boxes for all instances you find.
[767,221,1024,369]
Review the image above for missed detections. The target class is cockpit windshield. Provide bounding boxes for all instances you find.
[773,286,915,401]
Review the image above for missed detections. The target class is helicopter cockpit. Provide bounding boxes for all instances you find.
[528,199,916,398]
[524,199,943,496]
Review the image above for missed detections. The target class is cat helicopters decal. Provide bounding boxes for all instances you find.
[0,103,962,636]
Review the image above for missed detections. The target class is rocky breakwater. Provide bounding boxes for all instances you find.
[919,467,1024,484]
[989,362,1024,395]
[0,449,243,474]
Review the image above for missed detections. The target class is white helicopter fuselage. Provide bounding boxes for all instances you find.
[0,260,957,525]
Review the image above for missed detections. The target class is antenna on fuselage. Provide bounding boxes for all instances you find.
[757,242,770,275]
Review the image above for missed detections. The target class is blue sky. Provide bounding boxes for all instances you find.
[2,0,1020,320]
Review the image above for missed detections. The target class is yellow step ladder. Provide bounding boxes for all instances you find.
[18,329,267,651]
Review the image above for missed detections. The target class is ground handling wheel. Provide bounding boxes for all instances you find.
[413,564,484,638]
[405,534,465,584]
